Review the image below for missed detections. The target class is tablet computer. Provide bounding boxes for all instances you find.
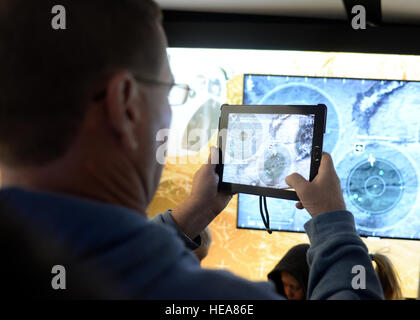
[217,104,327,200]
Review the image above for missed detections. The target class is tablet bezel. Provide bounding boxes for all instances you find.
[217,104,326,200]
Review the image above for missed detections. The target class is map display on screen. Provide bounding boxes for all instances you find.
[223,113,314,189]
[238,74,420,239]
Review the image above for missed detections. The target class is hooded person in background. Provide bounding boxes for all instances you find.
[268,244,310,300]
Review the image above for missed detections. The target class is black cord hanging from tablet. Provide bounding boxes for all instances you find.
[259,196,272,234]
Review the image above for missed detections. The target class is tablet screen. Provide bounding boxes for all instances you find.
[222,113,315,189]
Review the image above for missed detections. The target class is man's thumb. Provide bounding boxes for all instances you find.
[286,173,309,190]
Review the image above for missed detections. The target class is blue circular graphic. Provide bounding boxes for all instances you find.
[258,84,340,153]
[258,144,291,187]
[337,143,418,232]
[347,159,403,214]
[228,114,263,161]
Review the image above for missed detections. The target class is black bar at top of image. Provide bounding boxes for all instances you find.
[162,10,420,55]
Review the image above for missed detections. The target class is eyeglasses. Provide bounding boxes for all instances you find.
[134,75,190,106]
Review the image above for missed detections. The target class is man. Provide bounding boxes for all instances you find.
[0,0,383,299]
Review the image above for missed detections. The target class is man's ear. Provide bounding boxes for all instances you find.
[105,71,143,151]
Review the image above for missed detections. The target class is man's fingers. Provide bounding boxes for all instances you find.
[316,152,341,184]
[318,152,335,175]
[204,146,220,181]
[285,173,309,190]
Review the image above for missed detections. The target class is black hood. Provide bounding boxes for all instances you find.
[267,244,310,298]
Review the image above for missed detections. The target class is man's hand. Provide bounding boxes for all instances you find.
[170,147,233,239]
[286,152,346,218]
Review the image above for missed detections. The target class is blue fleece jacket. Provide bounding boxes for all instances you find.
[0,187,383,299]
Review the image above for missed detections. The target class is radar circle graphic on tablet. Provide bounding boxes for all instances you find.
[258,144,291,187]
[228,114,263,162]
[257,84,339,153]
[337,143,418,233]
